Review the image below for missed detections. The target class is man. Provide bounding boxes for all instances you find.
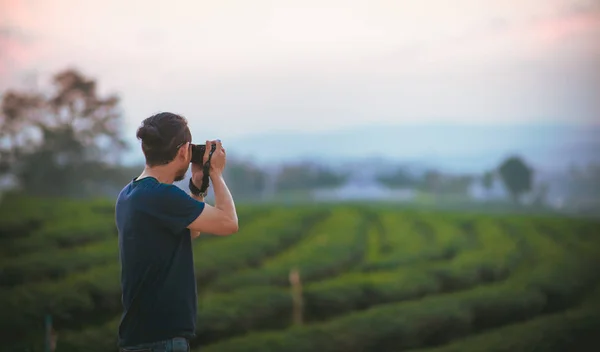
[115,112,239,352]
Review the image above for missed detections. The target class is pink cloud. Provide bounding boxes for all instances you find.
[532,10,600,47]
[0,33,34,85]
[0,1,35,85]
[447,7,600,64]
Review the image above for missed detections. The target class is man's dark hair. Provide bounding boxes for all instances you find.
[136,112,192,166]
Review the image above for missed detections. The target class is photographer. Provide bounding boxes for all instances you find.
[115,112,238,352]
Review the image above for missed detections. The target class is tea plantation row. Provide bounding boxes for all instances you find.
[0,197,598,351]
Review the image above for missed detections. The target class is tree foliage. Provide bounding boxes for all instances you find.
[222,158,268,199]
[275,162,347,192]
[498,156,533,203]
[376,168,418,188]
[481,171,494,191]
[0,68,129,197]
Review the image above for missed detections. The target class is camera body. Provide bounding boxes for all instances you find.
[190,143,216,164]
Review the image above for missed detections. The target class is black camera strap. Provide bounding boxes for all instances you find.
[189,144,217,197]
[199,146,215,194]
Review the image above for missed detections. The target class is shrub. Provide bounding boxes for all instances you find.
[198,277,594,352]
[4,201,600,352]
[0,207,324,343]
[412,285,600,352]
[195,221,600,352]
[0,234,117,287]
[193,208,329,286]
[361,213,476,272]
[210,207,367,291]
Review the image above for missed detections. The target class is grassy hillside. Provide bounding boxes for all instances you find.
[0,197,599,352]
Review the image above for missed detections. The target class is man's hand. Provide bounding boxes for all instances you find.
[191,139,223,189]
[189,141,213,239]
[209,140,226,177]
[186,138,237,237]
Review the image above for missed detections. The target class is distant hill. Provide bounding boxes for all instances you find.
[122,122,600,174]
[224,122,600,173]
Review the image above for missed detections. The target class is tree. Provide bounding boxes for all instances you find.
[481,170,495,198]
[444,174,474,196]
[0,68,128,197]
[565,163,600,209]
[414,170,473,197]
[222,159,268,200]
[497,156,534,204]
[376,168,418,189]
[482,171,494,190]
[421,170,443,194]
[532,182,550,208]
[275,162,347,193]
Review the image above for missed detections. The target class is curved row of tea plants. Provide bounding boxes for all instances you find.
[0,200,268,287]
[2,198,598,352]
[410,283,600,352]
[0,206,325,347]
[193,223,600,352]
[53,211,527,351]
[361,213,480,273]
[210,207,369,292]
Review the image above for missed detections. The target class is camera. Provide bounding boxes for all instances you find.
[190,143,216,164]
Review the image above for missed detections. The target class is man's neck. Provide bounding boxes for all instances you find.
[138,165,175,184]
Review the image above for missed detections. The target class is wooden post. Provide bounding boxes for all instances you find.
[289,268,303,325]
[44,314,57,352]
[44,314,52,352]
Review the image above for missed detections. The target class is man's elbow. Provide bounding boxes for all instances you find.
[217,219,239,236]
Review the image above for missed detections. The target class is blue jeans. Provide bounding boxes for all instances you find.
[120,337,190,352]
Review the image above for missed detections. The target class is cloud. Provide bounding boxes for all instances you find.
[0,25,35,43]
[442,4,600,66]
[135,28,166,47]
[487,17,511,32]
[531,8,600,46]
[564,0,600,16]
[0,25,37,86]
[2,0,599,135]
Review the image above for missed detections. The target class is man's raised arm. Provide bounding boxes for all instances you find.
[187,140,238,236]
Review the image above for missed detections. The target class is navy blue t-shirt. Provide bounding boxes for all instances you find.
[115,176,205,347]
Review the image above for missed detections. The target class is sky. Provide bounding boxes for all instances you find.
[1,0,600,140]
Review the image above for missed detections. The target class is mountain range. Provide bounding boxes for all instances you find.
[223,122,600,173]
[123,122,600,175]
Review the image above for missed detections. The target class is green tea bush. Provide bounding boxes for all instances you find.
[411,284,600,352]
[210,208,367,291]
[534,216,600,255]
[427,219,524,292]
[53,214,519,351]
[302,217,529,321]
[360,212,427,270]
[3,199,599,352]
[0,233,118,287]
[361,214,474,272]
[193,208,329,286]
[0,203,271,287]
[54,318,120,352]
[194,214,600,352]
[0,208,323,343]
[55,286,294,351]
[198,264,598,352]
[0,198,114,257]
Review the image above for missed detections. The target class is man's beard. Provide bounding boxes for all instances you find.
[174,164,189,182]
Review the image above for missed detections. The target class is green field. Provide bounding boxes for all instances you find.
[1,197,599,352]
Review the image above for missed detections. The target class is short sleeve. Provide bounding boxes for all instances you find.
[144,184,205,234]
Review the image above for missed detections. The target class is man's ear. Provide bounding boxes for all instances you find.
[180,142,191,160]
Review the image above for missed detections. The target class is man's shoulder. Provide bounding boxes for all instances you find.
[119,178,191,206]
[160,181,187,193]
[155,182,190,202]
